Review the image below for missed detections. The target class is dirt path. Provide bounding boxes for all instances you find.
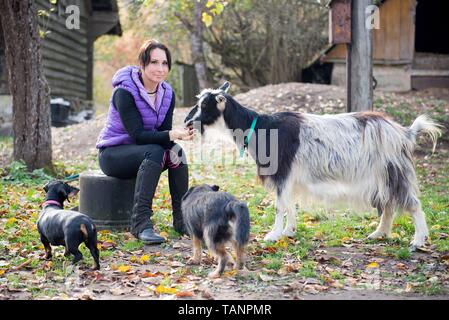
[3,235,448,300]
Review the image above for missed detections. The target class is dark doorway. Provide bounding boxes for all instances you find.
[415,0,449,54]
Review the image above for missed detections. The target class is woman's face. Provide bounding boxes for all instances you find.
[141,48,169,84]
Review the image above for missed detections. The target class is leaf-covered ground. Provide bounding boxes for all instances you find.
[0,84,448,300]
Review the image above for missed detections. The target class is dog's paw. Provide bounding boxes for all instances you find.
[264,231,282,242]
[282,228,296,238]
[187,257,201,265]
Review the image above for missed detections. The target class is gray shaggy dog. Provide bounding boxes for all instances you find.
[181,184,250,278]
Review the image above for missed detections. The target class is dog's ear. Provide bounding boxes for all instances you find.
[43,181,51,193]
[68,185,80,198]
[62,184,79,203]
[211,185,220,192]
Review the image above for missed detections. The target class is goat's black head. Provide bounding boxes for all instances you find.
[184,82,230,134]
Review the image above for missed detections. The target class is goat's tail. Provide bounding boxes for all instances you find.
[225,201,250,246]
[409,115,443,152]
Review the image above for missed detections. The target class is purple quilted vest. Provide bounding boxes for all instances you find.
[96,65,173,148]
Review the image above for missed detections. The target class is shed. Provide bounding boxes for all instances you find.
[306,0,449,91]
[0,0,122,131]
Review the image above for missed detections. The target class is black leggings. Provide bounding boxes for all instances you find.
[98,143,187,178]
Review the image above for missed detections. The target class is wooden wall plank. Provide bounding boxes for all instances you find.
[383,0,401,60]
[42,48,87,70]
[43,41,88,63]
[43,59,87,78]
[399,0,414,61]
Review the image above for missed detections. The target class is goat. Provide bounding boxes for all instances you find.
[184,82,442,249]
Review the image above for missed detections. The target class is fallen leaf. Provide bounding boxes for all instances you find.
[159,232,169,239]
[155,285,178,295]
[223,269,237,277]
[405,283,414,293]
[142,271,162,278]
[117,265,132,273]
[140,255,150,264]
[275,238,289,248]
[176,291,195,298]
[366,262,379,269]
[110,287,127,295]
[170,261,185,267]
[200,289,213,299]
[395,263,407,270]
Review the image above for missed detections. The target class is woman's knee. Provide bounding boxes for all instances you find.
[170,143,188,166]
[143,144,165,164]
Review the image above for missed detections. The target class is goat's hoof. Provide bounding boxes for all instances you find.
[264,231,282,242]
[409,236,428,251]
[282,229,296,238]
[367,231,387,240]
[208,270,221,279]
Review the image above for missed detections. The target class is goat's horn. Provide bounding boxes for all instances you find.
[219,81,230,93]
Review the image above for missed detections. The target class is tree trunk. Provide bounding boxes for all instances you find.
[347,0,373,112]
[0,0,53,171]
[191,0,211,89]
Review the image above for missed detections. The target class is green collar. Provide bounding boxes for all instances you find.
[240,117,258,157]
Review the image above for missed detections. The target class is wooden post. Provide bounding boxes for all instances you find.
[347,0,373,112]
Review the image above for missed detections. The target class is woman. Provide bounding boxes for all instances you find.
[96,40,194,244]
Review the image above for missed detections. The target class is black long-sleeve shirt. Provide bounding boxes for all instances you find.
[113,88,174,147]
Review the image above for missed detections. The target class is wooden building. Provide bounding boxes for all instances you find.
[307,0,449,91]
[0,0,122,129]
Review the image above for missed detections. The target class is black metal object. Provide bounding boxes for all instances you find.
[79,171,136,231]
[50,98,71,127]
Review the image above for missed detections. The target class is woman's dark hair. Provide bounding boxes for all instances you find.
[138,39,172,71]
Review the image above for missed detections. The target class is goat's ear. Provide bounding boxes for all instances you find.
[215,94,226,104]
[215,94,226,111]
[219,81,230,93]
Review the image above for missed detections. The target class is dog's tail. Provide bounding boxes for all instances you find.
[225,201,250,246]
[80,223,100,270]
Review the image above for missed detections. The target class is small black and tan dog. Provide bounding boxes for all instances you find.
[181,184,250,278]
[38,180,100,270]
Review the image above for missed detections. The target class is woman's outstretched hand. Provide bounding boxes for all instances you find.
[169,127,195,141]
